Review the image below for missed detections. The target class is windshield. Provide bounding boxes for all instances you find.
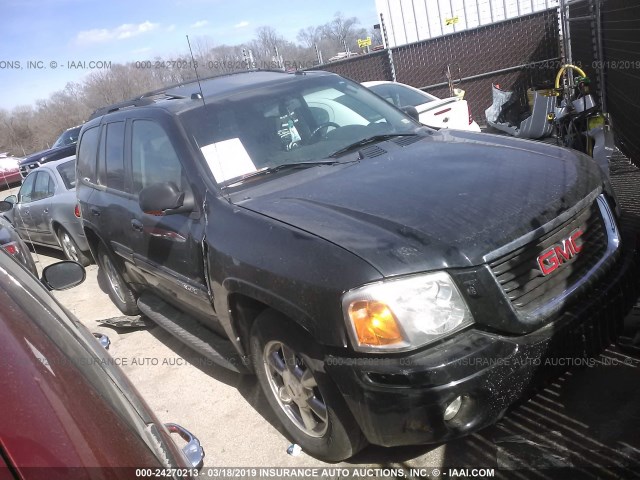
[52,126,81,149]
[56,159,76,189]
[368,83,438,108]
[180,74,420,186]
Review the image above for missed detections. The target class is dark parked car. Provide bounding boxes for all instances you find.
[0,249,204,478]
[19,125,82,179]
[0,214,37,275]
[77,70,636,461]
[1,156,91,265]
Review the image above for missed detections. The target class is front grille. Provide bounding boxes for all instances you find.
[490,200,609,315]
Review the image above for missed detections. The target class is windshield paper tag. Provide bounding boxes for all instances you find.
[288,119,301,143]
[200,138,256,183]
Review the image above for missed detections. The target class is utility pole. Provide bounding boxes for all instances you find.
[314,43,324,65]
[379,13,396,82]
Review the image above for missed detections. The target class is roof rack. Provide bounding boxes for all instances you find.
[88,94,182,120]
[87,69,311,120]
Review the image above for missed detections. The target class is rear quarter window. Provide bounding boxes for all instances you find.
[77,126,100,185]
[56,160,76,189]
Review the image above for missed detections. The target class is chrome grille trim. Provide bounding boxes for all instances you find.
[489,194,620,320]
[483,187,602,264]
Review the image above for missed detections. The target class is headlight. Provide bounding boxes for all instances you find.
[342,272,473,352]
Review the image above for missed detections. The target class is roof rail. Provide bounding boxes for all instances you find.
[88,97,155,120]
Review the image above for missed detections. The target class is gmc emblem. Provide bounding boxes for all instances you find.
[536,228,584,276]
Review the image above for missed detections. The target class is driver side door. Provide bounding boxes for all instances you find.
[128,119,217,329]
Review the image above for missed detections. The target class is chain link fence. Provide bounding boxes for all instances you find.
[566,0,640,167]
[308,9,560,124]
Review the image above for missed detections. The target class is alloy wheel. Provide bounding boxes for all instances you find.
[60,231,79,262]
[262,340,329,437]
[103,254,127,304]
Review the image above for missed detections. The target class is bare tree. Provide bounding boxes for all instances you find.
[255,26,283,58]
[322,12,361,52]
[369,26,383,47]
[0,11,369,153]
[297,26,322,49]
[1,106,36,155]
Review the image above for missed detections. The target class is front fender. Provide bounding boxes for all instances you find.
[204,196,383,351]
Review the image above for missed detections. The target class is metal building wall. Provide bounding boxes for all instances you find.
[376,0,559,47]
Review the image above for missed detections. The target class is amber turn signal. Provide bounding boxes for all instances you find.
[348,300,404,346]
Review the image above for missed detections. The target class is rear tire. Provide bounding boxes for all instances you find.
[97,244,139,315]
[57,227,91,266]
[250,309,367,461]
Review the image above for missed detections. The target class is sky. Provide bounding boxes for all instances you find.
[0,0,378,110]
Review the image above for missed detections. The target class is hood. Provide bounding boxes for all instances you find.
[21,143,75,165]
[232,130,603,277]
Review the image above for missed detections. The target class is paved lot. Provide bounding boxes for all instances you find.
[5,164,640,477]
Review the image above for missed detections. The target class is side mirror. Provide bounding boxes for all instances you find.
[41,261,86,291]
[139,182,185,216]
[4,195,17,205]
[0,200,14,212]
[401,105,420,122]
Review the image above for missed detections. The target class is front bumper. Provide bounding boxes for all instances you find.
[325,248,639,448]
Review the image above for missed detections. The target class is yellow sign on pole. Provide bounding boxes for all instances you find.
[445,16,459,26]
[357,37,372,48]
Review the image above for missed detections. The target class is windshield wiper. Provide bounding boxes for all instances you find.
[223,160,342,187]
[328,133,418,158]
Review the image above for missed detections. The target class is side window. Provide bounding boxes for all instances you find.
[131,120,184,194]
[18,173,36,204]
[77,126,100,184]
[32,172,53,201]
[104,122,126,191]
[48,174,56,196]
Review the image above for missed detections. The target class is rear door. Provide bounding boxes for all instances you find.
[28,170,57,246]
[12,173,37,242]
[94,120,136,267]
[127,118,216,327]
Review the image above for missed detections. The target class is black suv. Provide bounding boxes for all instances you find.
[77,70,637,461]
[20,125,82,178]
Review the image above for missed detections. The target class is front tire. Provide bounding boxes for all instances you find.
[250,309,367,461]
[96,244,139,315]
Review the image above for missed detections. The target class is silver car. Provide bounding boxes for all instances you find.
[1,156,91,265]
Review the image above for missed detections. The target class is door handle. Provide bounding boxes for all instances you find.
[43,208,49,214]
[131,219,144,232]
[90,207,100,216]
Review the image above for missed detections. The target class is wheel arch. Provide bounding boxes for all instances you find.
[225,284,319,370]
[51,220,63,242]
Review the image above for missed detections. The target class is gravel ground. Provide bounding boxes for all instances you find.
[4,149,640,478]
